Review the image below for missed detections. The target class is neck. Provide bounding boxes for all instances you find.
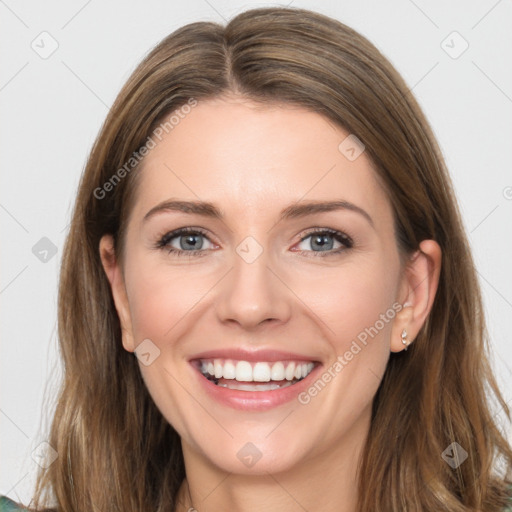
[175,405,371,512]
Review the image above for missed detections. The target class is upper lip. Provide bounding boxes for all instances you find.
[189,348,320,363]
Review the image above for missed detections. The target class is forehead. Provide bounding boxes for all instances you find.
[129,97,391,227]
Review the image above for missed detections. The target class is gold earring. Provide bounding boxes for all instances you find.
[401,329,408,351]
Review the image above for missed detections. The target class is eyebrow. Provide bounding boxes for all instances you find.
[143,199,374,227]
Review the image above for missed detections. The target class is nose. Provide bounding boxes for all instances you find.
[214,247,292,330]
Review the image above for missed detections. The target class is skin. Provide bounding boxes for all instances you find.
[100,94,441,512]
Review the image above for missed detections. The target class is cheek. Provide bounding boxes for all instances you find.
[125,245,401,359]
[271,257,401,452]
[293,256,401,354]
[122,256,215,433]
[124,255,213,344]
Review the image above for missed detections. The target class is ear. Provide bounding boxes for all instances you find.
[99,234,135,353]
[391,239,442,352]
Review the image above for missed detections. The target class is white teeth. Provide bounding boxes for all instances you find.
[214,359,223,378]
[199,358,316,383]
[223,360,236,379]
[217,381,294,391]
[271,361,285,381]
[253,362,271,382]
[235,361,253,382]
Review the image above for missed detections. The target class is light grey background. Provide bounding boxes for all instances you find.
[1,0,511,503]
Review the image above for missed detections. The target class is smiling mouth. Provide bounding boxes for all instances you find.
[194,358,317,391]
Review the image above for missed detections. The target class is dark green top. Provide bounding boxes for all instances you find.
[2,491,512,511]
[0,497,27,512]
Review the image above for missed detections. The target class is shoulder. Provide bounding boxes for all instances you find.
[0,497,56,512]
[0,496,27,511]
[503,484,512,511]
[2,489,512,511]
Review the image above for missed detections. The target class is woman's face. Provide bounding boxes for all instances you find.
[102,95,415,475]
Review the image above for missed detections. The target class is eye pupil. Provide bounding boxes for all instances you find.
[311,234,334,251]
[181,234,203,250]
[160,228,349,257]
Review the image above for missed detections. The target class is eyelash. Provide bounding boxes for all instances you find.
[155,227,354,258]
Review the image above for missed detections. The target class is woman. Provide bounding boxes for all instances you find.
[1,6,511,512]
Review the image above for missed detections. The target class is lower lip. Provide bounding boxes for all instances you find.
[191,363,322,411]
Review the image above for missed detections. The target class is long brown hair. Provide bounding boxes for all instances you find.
[28,6,512,511]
